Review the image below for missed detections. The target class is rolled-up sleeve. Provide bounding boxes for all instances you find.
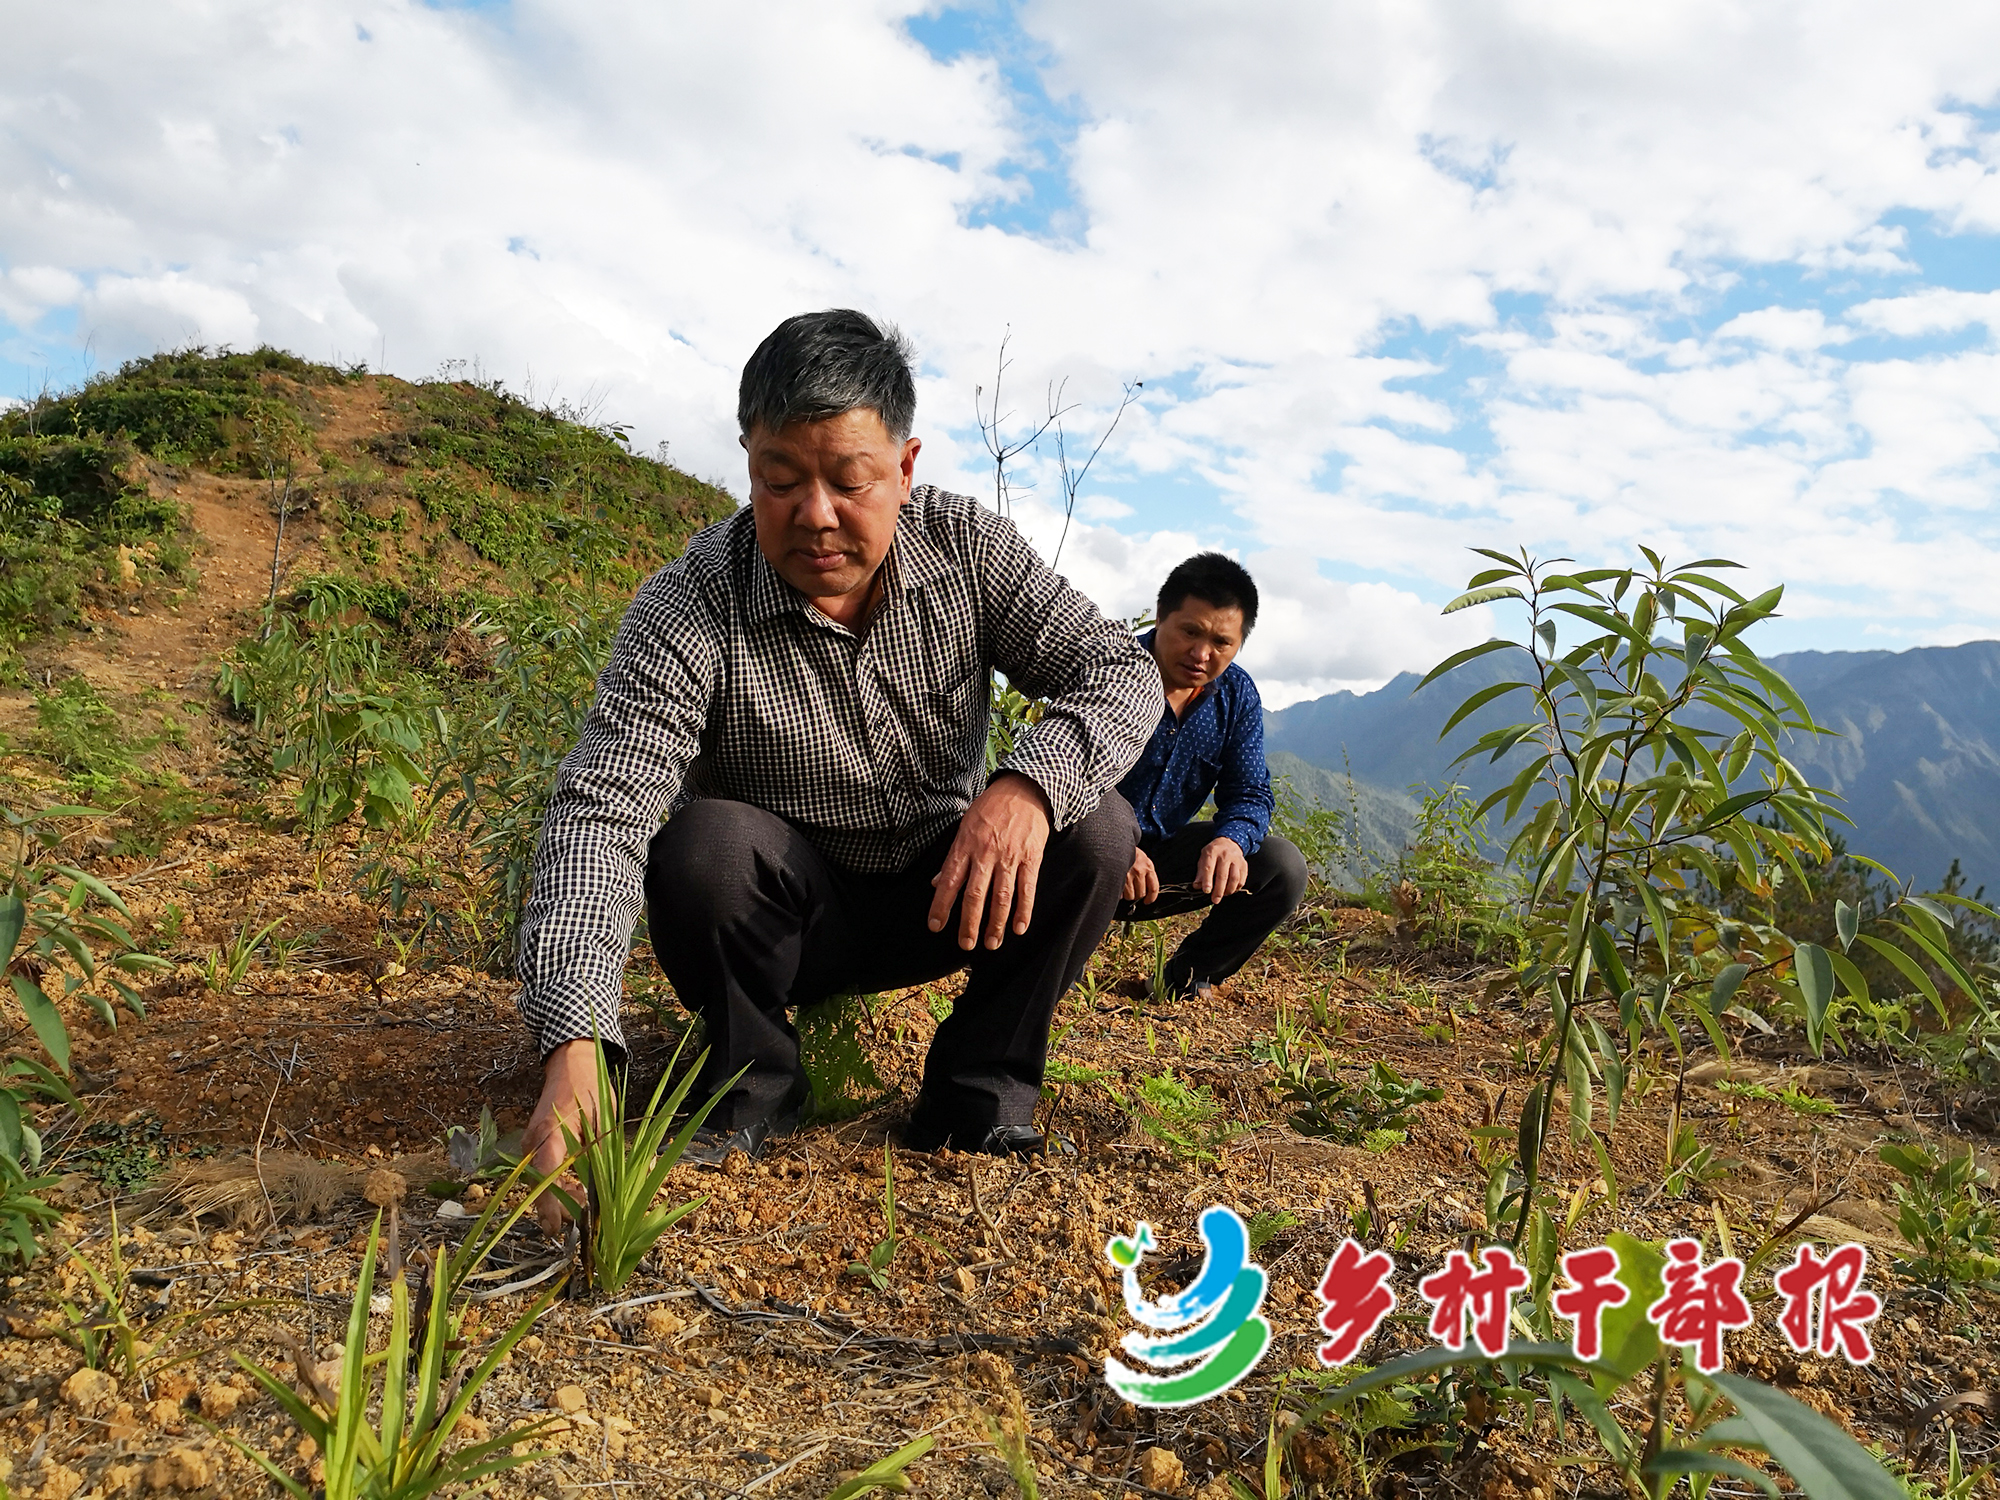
[975,516,1163,826]
[516,568,720,1059]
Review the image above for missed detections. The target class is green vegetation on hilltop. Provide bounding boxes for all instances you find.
[17,346,351,471]
[0,347,733,651]
[379,375,722,579]
[0,347,360,644]
[0,429,182,646]
[199,353,736,967]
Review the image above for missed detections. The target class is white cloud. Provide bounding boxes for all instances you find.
[1714,308,1847,351]
[80,272,261,352]
[3,1,2000,702]
[1845,288,2000,338]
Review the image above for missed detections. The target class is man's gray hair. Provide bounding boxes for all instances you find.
[738,309,918,441]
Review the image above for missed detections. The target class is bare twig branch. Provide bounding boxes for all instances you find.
[1050,379,1143,570]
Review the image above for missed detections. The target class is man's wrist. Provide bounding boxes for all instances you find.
[992,770,1052,819]
[543,1037,599,1073]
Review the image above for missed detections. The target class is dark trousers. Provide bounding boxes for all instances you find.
[1123,822,1309,989]
[645,793,1137,1134]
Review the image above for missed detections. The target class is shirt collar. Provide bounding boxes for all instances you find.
[744,487,951,628]
[746,533,801,627]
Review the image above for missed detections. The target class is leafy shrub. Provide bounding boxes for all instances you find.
[1274,1048,1443,1145]
[0,433,182,638]
[0,803,168,1260]
[218,589,434,837]
[1429,548,1844,1237]
[0,433,137,527]
[1399,782,1519,955]
[1270,776,1344,885]
[34,677,139,783]
[1883,1142,2000,1294]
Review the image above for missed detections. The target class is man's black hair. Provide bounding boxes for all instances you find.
[1157,552,1259,633]
[738,309,918,440]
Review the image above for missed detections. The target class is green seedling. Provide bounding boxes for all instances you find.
[61,1201,258,1390]
[553,1033,732,1297]
[848,1144,901,1291]
[204,915,285,995]
[1715,1078,1838,1117]
[231,1155,564,1499]
[1883,1142,2000,1294]
[983,1390,1040,1498]
[1128,1068,1243,1164]
[1247,1209,1300,1255]
[823,1433,936,1499]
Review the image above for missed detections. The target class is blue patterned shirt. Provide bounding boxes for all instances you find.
[1115,631,1274,855]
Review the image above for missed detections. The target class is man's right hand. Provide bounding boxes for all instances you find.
[522,1038,601,1235]
[1124,847,1160,906]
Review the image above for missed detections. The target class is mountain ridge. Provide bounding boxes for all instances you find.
[1264,638,2000,892]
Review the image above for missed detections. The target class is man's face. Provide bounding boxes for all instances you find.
[745,408,920,613]
[1153,597,1245,694]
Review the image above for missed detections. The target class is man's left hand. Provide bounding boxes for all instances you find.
[1194,837,1249,904]
[930,773,1052,950]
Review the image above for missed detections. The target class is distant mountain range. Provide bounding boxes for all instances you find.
[1263,640,2000,894]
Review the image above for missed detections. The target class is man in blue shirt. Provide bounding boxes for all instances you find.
[1116,554,1308,1001]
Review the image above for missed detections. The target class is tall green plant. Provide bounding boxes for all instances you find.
[1401,783,1518,954]
[431,583,616,968]
[1426,550,1841,1239]
[0,802,166,1260]
[218,586,434,838]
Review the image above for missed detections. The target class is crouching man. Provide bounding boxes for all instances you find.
[1116,554,1308,1000]
[514,310,1161,1215]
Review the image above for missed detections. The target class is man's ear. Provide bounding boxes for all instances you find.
[898,435,921,500]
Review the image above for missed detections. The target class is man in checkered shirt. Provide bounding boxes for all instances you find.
[518,309,1161,1198]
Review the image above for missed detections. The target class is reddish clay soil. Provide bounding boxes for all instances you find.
[0,389,1988,1499]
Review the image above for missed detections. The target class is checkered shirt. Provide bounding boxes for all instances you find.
[515,484,1164,1058]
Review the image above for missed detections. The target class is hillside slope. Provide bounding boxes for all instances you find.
[0,352,1981,1500]
[0,348,734,771]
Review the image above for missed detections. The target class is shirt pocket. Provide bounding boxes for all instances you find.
[917,669,988,789]
[918,582,982,696]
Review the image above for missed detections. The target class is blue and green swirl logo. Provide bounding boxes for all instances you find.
[1103,1205,1272,1408]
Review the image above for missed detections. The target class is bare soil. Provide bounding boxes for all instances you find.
[0,402,1990,1500]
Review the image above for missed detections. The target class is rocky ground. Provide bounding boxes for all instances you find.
[0,372,1989,1499]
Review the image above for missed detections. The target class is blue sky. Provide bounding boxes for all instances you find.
[6,0,2000,702]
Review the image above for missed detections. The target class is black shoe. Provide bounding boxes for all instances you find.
[899,1118,1072,1157]
[681,1092,805,1170]
[964,1124,1075,1158]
